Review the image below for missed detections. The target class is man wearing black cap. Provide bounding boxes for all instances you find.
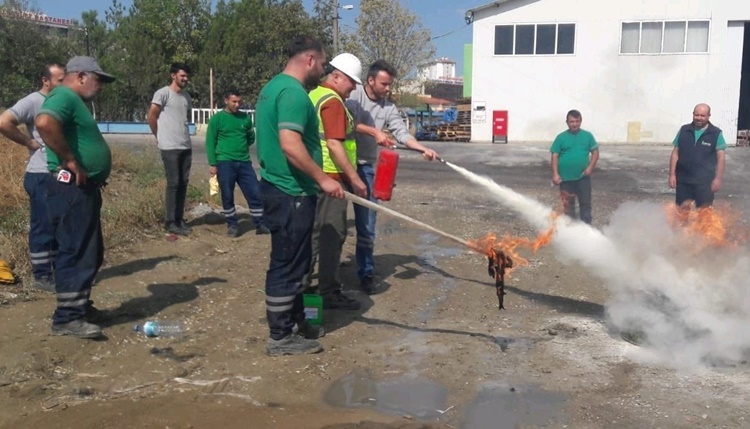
[35,56,116,339]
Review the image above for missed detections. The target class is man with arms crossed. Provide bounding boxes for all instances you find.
[0,62,64,291]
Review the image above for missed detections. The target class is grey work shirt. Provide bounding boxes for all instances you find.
[151,86,192,150]
[9,92,48,173]
[345,85,413,165]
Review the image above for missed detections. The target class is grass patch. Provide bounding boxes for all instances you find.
[0,136,207,278]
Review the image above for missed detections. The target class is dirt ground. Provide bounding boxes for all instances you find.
[2,140,750,429]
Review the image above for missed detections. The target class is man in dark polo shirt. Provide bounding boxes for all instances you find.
[668,103,727,208]
[35,56,116,339]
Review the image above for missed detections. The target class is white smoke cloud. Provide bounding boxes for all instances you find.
[447,163,750,369]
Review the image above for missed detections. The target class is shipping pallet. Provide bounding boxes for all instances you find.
[738,130,749,147]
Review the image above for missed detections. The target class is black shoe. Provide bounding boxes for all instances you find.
[177,219,193,233]
[227,225,239,237]
[255,225,271,235]
[51,319,103,339]
[267,333,322,356]
[361,276,387,295]
[322,290,361,310]
[295,320,325,339]
[32,276,55,293]
[166,222,189,236]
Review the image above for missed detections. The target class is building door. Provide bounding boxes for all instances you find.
[738,23,750,132]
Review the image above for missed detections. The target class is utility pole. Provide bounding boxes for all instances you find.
[332,0,339,55]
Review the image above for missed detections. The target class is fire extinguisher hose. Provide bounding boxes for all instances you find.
[344,191,477,252]
[393,146,447,164]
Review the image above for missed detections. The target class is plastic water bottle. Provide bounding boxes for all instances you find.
[134,320,184,338]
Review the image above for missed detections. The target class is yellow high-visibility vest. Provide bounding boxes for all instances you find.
[308,86,356,173]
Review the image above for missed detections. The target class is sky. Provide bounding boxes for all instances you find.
[31,0,479,76]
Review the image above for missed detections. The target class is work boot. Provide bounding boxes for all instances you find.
[322,290,361,310]
[32,276,55,293]
[295,320,326,339]
[255,225,271,235]
[166,222,189,236]
[267,333,322,356]
[85,305,108,324]
[361,276,388,295]
[51,319,103,339]
[227,225,239,238]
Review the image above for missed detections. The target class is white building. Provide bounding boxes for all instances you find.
[419,57,457,81]
[465,0,750,144]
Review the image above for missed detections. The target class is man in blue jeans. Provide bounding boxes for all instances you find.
[35,56,116,339]
[0,62,65,292]
[345,60,438,294]
[255,35,344,356]
[205,88,269,237]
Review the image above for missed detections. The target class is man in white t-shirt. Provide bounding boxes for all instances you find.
[147,62,194,235]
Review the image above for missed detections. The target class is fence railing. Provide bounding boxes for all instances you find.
[191,108,254,125]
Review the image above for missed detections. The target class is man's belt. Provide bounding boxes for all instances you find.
[51,170,106,188]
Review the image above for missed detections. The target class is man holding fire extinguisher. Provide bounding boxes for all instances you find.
[346,59,439,295]
[304,53,368,311]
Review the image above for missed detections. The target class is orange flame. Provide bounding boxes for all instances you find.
[468,214,558,274]
[664,202,750,249]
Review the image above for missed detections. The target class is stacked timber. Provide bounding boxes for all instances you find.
[454,97,471,142]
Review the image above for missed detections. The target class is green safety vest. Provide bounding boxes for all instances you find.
[308,86,357,174]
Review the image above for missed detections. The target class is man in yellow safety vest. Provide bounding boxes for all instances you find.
[305,53,368,311]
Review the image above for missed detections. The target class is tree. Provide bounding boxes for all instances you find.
[347,0,435,93]
[312,0,335,52]
[0,0,71,107]
[195,0,320,106]
[97,0,211,120]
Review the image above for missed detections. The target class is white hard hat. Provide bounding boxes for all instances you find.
[329,53,362,84]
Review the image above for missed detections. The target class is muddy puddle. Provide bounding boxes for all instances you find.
[461,382,567,428]
[323,370,448,420]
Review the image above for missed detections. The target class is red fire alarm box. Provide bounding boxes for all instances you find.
[492,110,508,144]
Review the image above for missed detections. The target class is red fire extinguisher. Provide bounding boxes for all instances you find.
[372,148,399,201]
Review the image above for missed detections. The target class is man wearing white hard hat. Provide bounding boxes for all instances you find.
[304,53,368,311]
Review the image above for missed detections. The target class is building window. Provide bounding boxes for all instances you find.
[620,20,710,54]
[494,23,576,56]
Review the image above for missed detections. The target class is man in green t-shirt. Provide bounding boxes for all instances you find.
[255,35,344,356]
[550,109,600,224]
[668,103,726,208]
[206,88,269,237]
[35,56,116,339]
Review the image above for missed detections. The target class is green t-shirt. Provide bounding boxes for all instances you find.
[550,129,598,181]
[205,110,254,165]
[255,74,321,196]
[39,86,112,182]
[672,129,727,149]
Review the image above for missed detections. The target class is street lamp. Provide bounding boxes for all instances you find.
[333,1,354,55]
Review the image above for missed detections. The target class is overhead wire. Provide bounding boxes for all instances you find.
[431,23,470,40]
